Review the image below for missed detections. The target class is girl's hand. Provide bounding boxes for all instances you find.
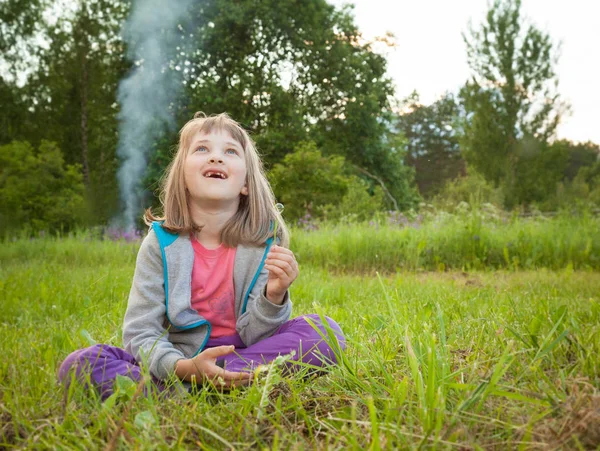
[265,245,299,304]
[177,345,252,389]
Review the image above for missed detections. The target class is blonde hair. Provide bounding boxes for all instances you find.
[145,112,289,248]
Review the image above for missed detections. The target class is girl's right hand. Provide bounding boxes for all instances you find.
[185,345,252,389]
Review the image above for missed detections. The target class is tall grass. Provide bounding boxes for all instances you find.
[1,232,599,448]
[292,211,600,272]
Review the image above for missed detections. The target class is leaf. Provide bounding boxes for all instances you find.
[80,329,96,345]
[134,410,156,431]
[536,329,570,361]
[115,374,137,398]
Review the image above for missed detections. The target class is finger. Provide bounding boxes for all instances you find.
[268,249,298,268]
[201,345,236,359]
[268,246,295,259]
[217,368,253,381]
[265,263,289,281]
[266,257,293,271]
[211,377,252,391]
[228,378,252,387]
[204,364,253,381]
[265,259,296,280]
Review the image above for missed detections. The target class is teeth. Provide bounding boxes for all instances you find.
[205,171,225,179]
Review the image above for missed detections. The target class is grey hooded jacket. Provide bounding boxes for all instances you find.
[122,222,292,379]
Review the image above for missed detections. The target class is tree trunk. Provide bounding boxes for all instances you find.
[80,51,90,188]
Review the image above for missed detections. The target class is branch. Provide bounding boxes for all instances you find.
[354,166,399,211]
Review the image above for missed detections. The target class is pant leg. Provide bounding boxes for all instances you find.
[58,344,163,400]
[220,314,346,373]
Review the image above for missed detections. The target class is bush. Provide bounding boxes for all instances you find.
[269,142,350,221]
[432,170,504,210]
[0,140,86,236]
[319,177,385,222]
[269,142,388,223]
[542,161,600,211]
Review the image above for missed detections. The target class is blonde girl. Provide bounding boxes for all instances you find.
[59,113,345,398]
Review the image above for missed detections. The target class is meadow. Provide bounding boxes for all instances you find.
[1,214,599,449]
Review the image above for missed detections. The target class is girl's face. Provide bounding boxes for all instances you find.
[184,129,248,207]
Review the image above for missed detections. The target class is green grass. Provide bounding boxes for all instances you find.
[1,234,599,449]
[293,211,600,272]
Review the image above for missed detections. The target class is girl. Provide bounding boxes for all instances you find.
[59,112,345,399]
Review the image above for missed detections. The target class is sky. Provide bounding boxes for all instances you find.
[329,0,600,144]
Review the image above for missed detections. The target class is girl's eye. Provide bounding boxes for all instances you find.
[225,148,238,155]
[195,146,208,153]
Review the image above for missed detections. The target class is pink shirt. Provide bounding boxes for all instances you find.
[190,236,237,338]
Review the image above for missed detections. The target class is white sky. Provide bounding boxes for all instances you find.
[329,0,600,144]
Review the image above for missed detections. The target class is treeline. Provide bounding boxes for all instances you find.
[1,0,598,235]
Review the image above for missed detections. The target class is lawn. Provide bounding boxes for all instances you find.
[1,234,599,449]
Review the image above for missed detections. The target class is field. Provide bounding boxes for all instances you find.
[1,217,600,449]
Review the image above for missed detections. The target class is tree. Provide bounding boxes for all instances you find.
[395,91,465,197]
[461,0,568,206]
[22,0,130,223]
[560,140,600,181]
[0,0,49,145]
[146,0,417,209]
[510,138,569,206]
[0,141,86,234]
[269,142,350,221]
[0,0,47,82]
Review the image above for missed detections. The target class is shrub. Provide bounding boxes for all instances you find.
[0,140,86,236]
[269,142,351,221]
[319,176,385,222]
[432,170,504,210]
[269,142,388,223]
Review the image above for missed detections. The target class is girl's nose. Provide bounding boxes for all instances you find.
[209,156,224,164]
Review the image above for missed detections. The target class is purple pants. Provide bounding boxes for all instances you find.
[59,314,345,400]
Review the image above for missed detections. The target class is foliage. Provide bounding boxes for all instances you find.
[507,138,570,207]
[396,91,465,197]
[320,177,386,222]
[433,171,504,209]
[546,160,600,210]
[146,0,409,209]
[269,142,351,221]
[2,0,410,227]
[460,0,569,206]
[1,0,130,225]
[560,140,600,181]
[507,140,599,210]
[0,0,47,78]
[0,0,597,231]
[0,141,86,235]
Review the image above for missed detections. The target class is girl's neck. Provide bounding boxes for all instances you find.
[189,200,239,249]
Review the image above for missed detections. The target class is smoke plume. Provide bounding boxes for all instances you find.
[115,0,193,230]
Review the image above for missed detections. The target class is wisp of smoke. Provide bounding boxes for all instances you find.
[115,0,193,230]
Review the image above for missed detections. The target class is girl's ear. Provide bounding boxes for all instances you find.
[241,185,249,196]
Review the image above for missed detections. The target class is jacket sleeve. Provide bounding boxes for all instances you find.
[122,231,185,379]
[236,265,292,346]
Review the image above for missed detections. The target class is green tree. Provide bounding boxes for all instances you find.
[575,159,600,205]
[0,0,49,144]
[0,0,47,81]
[269,142,351,221]
[145,0,416,208]
[560,140,600,181]
[0,141,86,234]
[321,177,385,222]
[19,0,129,223]
[461,0,568,206]
[510,138,569,206]
[396,91,465,197]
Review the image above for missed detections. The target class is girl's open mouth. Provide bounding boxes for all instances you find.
[203,170,228,179]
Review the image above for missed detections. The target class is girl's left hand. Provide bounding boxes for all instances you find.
[265,245,299,304]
